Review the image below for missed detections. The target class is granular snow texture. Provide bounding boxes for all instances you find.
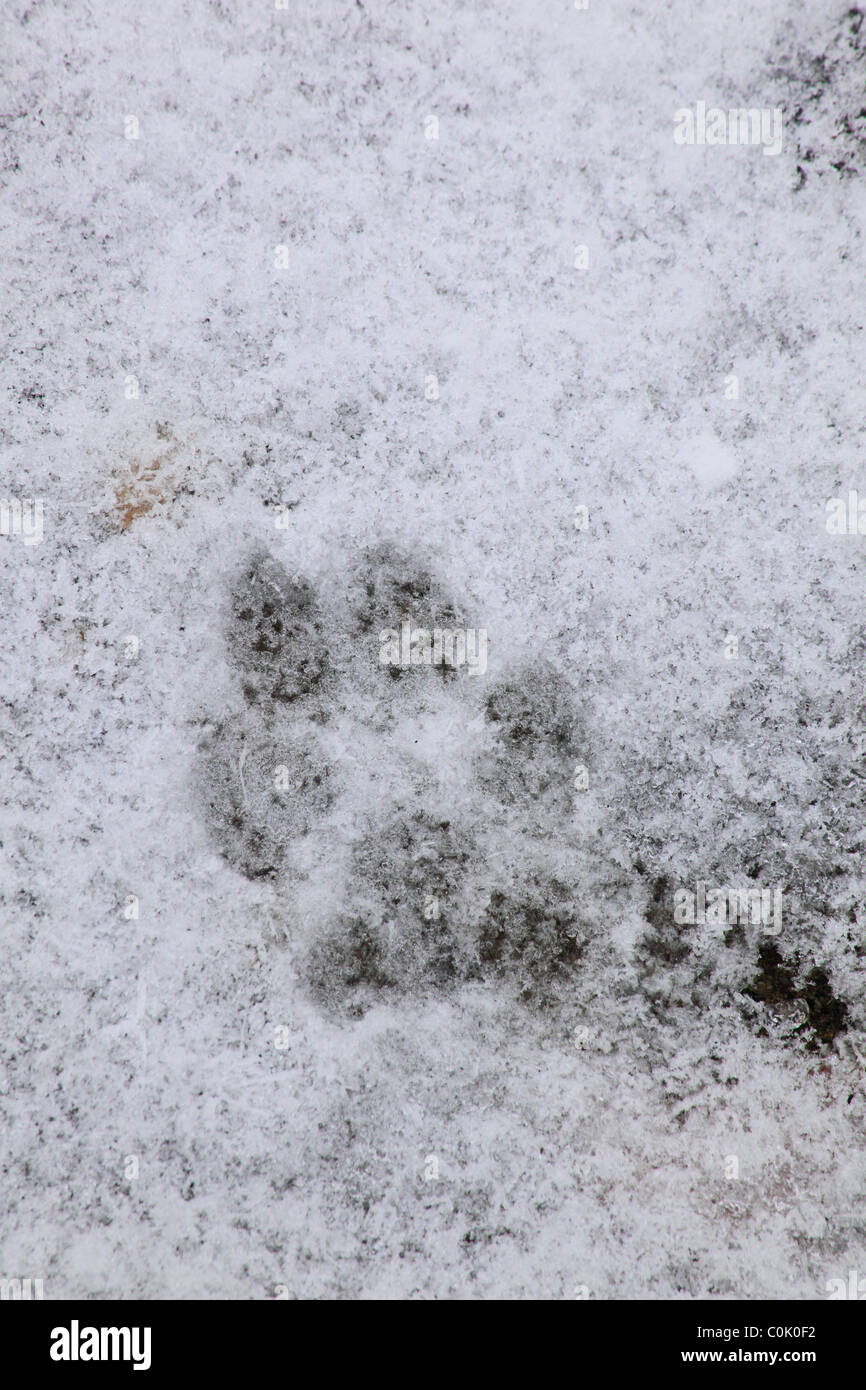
[1,0,865,1299]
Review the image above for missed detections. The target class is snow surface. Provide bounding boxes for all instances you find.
[1,0,865,1299]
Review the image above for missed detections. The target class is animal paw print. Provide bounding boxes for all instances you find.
[197,543,592,1014]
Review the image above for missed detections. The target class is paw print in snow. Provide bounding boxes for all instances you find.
[197,543,592,1015]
